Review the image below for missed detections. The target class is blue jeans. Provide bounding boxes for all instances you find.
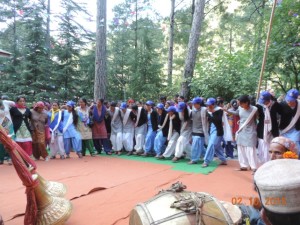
[225,141,234,158]
[144,126,157,153]
[154,130,166,156]
[190,136,205,162]
[93,138,111,154]
[64,137,82,154]
[204,124,226,164]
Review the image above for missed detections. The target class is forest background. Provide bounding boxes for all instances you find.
[0,0,299,103]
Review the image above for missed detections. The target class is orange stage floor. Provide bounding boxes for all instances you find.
[0,153,256,225]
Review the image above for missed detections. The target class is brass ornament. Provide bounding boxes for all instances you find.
[33,174,72,225]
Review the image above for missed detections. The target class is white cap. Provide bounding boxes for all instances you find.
[254,159,300,213]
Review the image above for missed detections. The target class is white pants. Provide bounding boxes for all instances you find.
[237,145,259,170]
[174,135,191,158]
[122,132,134,151]
[134,134,145,152]
[49,135,65,156]
[110,132,123,151]
[257,138,270,164]
[163,132,179,158]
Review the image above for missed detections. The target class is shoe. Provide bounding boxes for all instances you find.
[141,153,149,157]
[235,167,248,171]
[202,163,208,168]
[77,153,83,158]
[7,159,12,165]
[91,154,95,157]
[106,152,112,155]
[60,155,65,159]
[117,151,122,156]
[126,151,133,156]
[155,154,160,158]
[0,161,3,165]
[251,169,257,175]
[172,157,179,162]
[158,155,165,160]
[45,157,50,162]
[50,156,56,159]
[219,161,227,165]
[188,161,197,164]
[66,154,70,159]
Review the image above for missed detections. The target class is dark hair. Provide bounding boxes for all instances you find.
[182,106,190,122]
[97,98,104,104]
[249,95,256,106]
[265,208,300,225]
[179,95,185,100]
[73,111,79,126]
[217,99,224,106]
[230,99,238,108]
[160,96,166,101]
[16,95,26,102]
[110,101,117,107]
[79,98,88,106]
[69,105,78,126]
[238,95,250,105]
[131,104,138,111]
[51,101,60,106]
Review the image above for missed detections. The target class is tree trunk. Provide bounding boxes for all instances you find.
[167,0,175,86]
[46,0,51,57]
[13,0,17,66]
[191,0,195,18]
[180,0,205,100]
[94,0,107,100]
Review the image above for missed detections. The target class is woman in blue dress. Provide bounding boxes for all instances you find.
[63,101,82,158]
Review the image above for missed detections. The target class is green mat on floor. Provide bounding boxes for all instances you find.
[102,154,219,175]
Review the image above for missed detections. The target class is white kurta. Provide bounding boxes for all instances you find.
[174,115,192,158]
[120,109,135,151]
[108,108,123,151]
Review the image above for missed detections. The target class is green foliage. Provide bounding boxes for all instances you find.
[191,49,258,101]
[51,0,92,101]
[265,0,300,92]
[107,0,164,101]
[0,0,299,103]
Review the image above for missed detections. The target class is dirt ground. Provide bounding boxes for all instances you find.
[0,153,256,225]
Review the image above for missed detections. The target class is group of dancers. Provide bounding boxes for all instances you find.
[0,88,300,170]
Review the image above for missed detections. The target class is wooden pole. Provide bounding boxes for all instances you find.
[256,0,277,101]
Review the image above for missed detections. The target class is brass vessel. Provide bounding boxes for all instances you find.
[33,174,72,225]
[28,166,67,198]
[38,174,67,198]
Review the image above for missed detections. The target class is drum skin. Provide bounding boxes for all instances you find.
[129,191,240,225]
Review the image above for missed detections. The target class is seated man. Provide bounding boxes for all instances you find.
[254,159,300,225]
[268,136,298,160]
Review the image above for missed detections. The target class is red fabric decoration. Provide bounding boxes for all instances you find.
[0,127,38,225]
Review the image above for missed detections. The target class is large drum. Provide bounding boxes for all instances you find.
[130,188,241,225]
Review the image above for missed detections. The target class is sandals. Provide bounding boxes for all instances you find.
[172,157,179,162]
